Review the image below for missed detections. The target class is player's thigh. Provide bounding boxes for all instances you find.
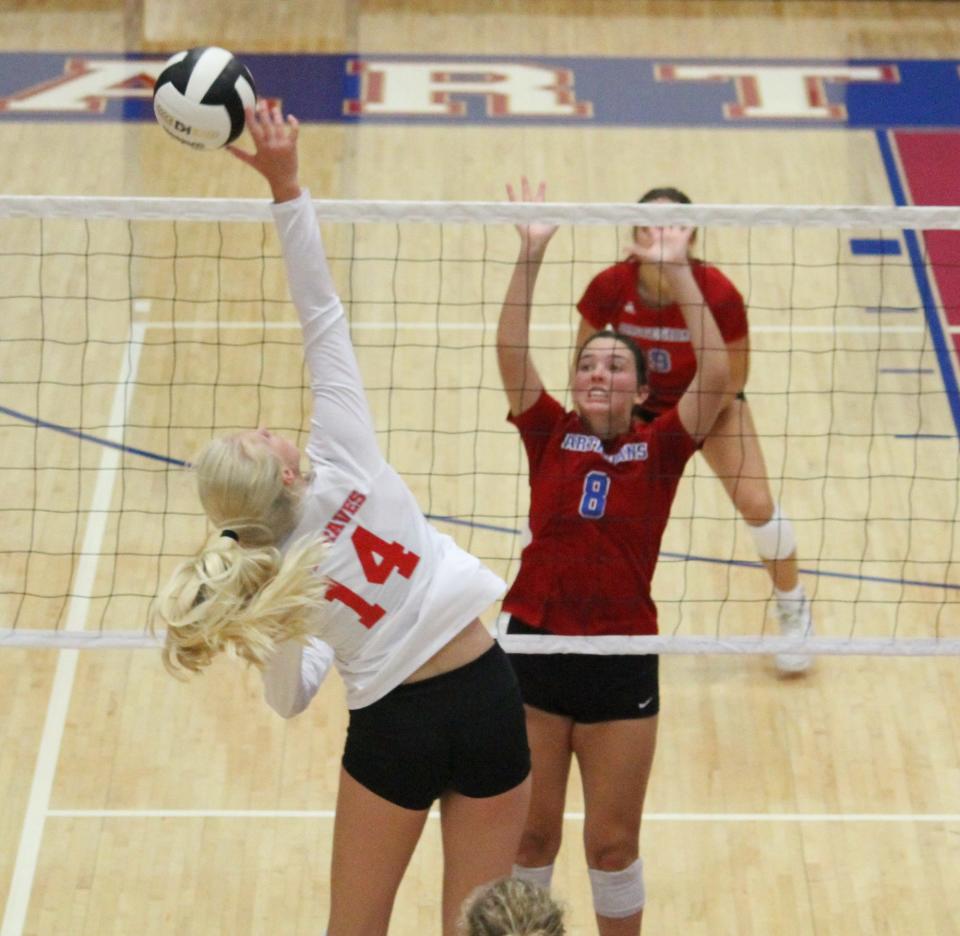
[329,768,430,930]
[438,778,533,933]
[700,398,776,523]
[440,779,532,864]
[573,716,658,866]
[523,705,575,840]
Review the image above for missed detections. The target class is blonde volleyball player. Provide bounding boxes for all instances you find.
[155,101,530,936]
[575,187,813,673]
[497,179,729,935]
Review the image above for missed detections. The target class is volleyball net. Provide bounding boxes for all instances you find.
[0,195,957,656]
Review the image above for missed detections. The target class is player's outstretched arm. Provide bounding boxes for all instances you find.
[235,101,382,473]
[498,178,556,417]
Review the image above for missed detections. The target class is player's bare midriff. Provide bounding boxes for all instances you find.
[402,618,494,683]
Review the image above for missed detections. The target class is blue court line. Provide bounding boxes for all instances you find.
[850,237,902,256]
[4,404,955,593]
[864,306,918,314]
[0,404,188,467]
[424,516,956,592]
[875,130,960,439]
[894,433,954,439]
[656,550,960,592]
[424,514,522,535]
[878,368,934,374]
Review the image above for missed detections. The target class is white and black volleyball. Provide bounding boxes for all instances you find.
[153,47,256,150]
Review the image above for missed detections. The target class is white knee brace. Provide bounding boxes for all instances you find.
[512,863,555,891]
[588,858,645,919]
[748,505,797,561]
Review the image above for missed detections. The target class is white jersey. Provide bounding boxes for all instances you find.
[260,191,505,711]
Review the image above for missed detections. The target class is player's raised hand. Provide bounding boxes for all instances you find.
[228,100,301,203]
[624,224,694,269]
[507,177,558,254]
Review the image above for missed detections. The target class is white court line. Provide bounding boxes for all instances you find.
[0,324,147,936]
[141,321,926,334]
[44,808,960,823]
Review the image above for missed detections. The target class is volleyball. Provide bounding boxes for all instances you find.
[153,47,256,150]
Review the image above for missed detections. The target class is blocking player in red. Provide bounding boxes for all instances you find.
[576,187,812,674]
[497,178,729,936]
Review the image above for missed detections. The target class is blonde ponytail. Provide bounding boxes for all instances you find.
[153,432,330,676]
[459,878,565,936]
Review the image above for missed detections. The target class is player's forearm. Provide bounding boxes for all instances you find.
[272,189,339,314]
[272,188,344,371]
[666,265,729,394]
[261,638,334,718]
[497,242,547,410]
[498,242,546,360]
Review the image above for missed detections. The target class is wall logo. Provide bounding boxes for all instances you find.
[0,54,955,128]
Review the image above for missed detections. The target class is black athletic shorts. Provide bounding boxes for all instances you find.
[342,642,531,811]
[637,390,747,424]
[505,616,660,723]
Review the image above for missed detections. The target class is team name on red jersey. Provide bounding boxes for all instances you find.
[561,432,649,464]
[619,322,691,343]
[322,490,367,543]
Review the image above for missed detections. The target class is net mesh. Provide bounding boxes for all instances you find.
[0,196,958,654]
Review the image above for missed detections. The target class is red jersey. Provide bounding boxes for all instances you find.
[503,392,698,636]
[577,260,747,415]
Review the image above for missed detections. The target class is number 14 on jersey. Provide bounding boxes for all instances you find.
[326,525,421,628]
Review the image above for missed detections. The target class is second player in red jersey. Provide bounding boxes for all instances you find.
[576,186,813,673]
[577,256,747,415]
